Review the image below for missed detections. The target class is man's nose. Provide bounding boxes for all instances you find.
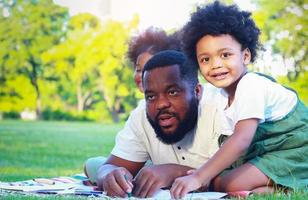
[156,95,171,110]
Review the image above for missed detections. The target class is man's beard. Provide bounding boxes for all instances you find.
[147,98,199,144]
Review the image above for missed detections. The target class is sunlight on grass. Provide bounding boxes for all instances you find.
[0,120,122,182]
[1,120,307,199]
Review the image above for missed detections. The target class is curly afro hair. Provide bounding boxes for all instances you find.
[182,1,261,65]
[128,27,179,65]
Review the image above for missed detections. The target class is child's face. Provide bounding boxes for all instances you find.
[135,52,153,92]
[196,34,251,91]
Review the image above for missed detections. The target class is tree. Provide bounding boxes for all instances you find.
[43,14,139,122]
[253,0,307,81]
[0,0,68,118]
[42,14,102,113]
[85,18,139,122]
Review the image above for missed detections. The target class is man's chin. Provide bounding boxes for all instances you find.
[156,133,180,144]
[147,97,199,145]
[160,126,176,135]
[155,126,188,144]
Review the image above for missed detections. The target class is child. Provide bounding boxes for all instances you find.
[128,27,177,92]
[170,1,308,198]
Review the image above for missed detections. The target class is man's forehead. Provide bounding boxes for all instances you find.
[143,65,184,87]
[144,64,180,77]
[144,65,186,92]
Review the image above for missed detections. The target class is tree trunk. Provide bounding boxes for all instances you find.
[34,83,41,119]
[76,83,84,112]
[110,107,119,123]
[29,59,41,119]
[30,75,41,119]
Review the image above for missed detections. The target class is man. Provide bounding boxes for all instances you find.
[96,50,221,198]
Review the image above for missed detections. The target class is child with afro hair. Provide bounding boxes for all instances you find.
[170,1,308,198]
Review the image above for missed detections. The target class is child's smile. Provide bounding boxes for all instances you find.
[210,71,229,80]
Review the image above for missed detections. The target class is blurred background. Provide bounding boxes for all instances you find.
[0,0,307,123]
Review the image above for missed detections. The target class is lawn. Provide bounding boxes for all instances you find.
[0,120,307,199]
[0,120,121,182]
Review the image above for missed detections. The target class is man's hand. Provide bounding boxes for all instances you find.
[97,166,133,198]
[133,164,193,198]
[95,155,144,198]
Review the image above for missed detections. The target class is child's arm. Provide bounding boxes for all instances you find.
[170,118,259,199]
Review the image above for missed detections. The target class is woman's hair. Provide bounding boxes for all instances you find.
[128,27,181,65]
[182,1,261,65]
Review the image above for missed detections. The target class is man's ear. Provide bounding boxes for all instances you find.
[243,48,251,65]
[195,83,203,101]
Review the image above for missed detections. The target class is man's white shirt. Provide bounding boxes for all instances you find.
[111,84,221,169]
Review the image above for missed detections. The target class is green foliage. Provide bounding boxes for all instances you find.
[94,20,137,122]
[278,71,308,105]
[253,0,307,80]
[1,0,305,123]
[41,109,91,121]
[0,75,36,112]
[0,0,140,122]
[41,14,103,114]
[0,0,69,117]
[42,13,139,122]
[2,111,20,119]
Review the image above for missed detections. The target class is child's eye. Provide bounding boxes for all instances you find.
[135,68,142,73]
[200,57,210,63]
[221,52,231,58]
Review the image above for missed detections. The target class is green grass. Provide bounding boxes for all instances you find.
[0,120,307,199]
[0,120,122,182]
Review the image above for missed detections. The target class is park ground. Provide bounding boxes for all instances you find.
[0,120,307,199]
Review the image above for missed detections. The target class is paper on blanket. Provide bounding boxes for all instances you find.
[0,180,76,192]
[0,183,75,192]
[0,175,101,196]
[152,189,227,200]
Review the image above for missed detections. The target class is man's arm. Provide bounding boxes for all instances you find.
[96,155,145,197]
[97,155,194,198]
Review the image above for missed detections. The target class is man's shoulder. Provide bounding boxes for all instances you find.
[130,99,146,116]
[200,83,222,106]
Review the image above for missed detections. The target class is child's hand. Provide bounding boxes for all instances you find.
[170,174,202,199]
[186,169,195,175]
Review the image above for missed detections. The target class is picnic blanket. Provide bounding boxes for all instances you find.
[0,174,104,197]
[0,174,239,199]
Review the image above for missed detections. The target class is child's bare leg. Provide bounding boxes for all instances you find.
[213,163,273,193]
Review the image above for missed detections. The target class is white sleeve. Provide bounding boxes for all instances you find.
[229,74,266,124]
[202,83,224,107]
[111,103,149,162]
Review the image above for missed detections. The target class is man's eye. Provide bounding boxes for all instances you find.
[146,95,155,101]
[169,90,179,96]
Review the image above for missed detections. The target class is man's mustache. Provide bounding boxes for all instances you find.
[155,110,177,121]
